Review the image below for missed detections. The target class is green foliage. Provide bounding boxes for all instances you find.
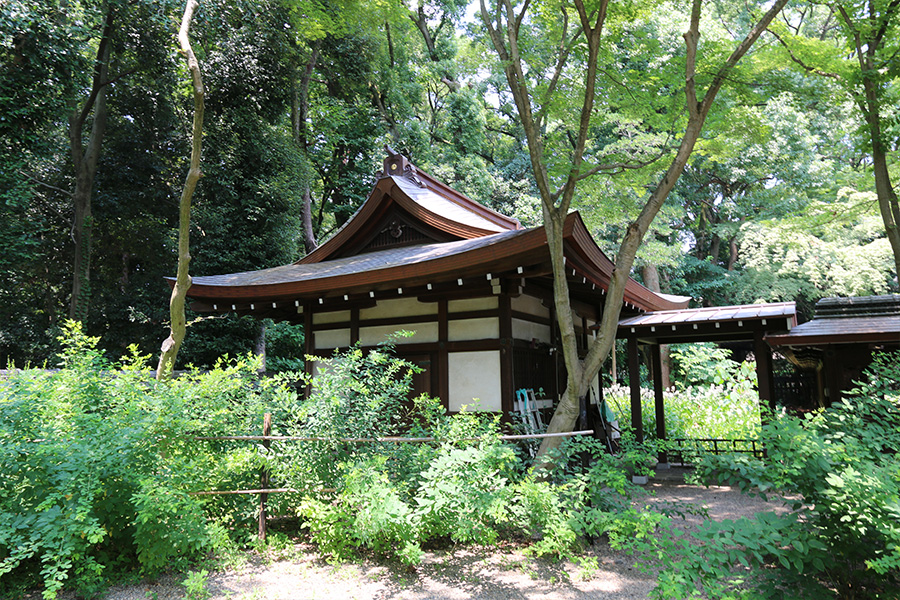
[301,458,423,566]
[2,325,671,592]
[415,422,518,545]
[647,351,900,598]
[670,342,740,388]
[604,359,761,442]
[181,569,211,600]
[133,483,210,573]
[0,322,303,598]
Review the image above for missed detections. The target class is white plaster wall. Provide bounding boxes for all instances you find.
[448,317,499,342]
[510,294,549,318]
[448,350,502,411]
[360,297,437,319]
[512,318,552,344]
[448,297,498,313]
[359,322,439,346]
[312,310,351,325]
[314,328,351,350]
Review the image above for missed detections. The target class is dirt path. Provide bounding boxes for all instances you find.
[80,468,790,600]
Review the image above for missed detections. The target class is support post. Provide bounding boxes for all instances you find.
[438,299,449,408]
[628,336,643,442]
[754,331,776,419]
[258,412,271,542]
[499,293,514,415]
[651,344,667,464]
[303,303,313,399]
[823,346,841,407]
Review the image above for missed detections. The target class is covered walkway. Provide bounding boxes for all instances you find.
[615,303,798,458]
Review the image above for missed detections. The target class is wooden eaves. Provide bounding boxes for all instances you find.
[178,212,690,319]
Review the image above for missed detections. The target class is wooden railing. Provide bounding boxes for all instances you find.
[665,437,765,465]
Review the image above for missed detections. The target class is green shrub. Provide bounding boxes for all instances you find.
[1,324,687,594]
[605,358,761,441]
[0,322,303,598]
[276,341,422,492]
[300,457,423,566]
[416,425,518,545]
[646,351,900,599]
[670,342,739,389]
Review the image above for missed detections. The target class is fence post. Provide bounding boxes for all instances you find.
[259,412,271,542]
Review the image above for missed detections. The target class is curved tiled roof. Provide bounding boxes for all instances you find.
[180,152,690,313]
[766,295,900,346]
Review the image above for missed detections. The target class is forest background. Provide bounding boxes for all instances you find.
[2,0,898,369]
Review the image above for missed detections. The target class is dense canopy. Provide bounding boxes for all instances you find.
[1,0,897,367]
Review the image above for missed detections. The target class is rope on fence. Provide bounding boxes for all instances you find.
[193,429,594,443]
[189,414,596,541]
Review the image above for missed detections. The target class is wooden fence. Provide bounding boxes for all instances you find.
[192,413,595,541]
[666,437,765,465]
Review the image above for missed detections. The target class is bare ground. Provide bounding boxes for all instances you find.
[58,467,791,600]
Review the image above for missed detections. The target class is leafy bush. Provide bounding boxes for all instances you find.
[670,342,739,389]
[415,414,519,545]
[1,325,668,594]
[604,358,760,441]
[273,341,424,493]
[646,351,900,599]
[0,322,302,599]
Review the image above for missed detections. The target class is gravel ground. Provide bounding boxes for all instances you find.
[57,467,792,600]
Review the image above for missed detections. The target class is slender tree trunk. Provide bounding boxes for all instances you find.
[861,78,900,281]
[293,48,319,254]
[157,0,204,380]
[254,322,266,373]
[68,7,113,321]
[642,264,670,388]
[524,0,787,459]
[836,1,900,285]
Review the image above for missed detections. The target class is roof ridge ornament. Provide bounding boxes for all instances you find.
[381,147,425,187]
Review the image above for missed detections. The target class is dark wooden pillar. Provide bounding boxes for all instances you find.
[823,346,841,407]
[628,335,643,442]
[303,303,314,399]
[651,343,667,463]
[754,330,776,415]
[438,299,449,409]
[350,306,360,345]
[499,293,514,415]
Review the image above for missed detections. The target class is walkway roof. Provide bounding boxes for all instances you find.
[617,302,797,343]
[766,295,900,347]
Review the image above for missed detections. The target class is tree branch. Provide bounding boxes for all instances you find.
[767,27,840,79]
[19,170,73,198]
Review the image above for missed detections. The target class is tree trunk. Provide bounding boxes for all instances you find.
[293,47,319,255]
[860,66,900,281]
[68,7,113,321]
[254,321,267,373]
[727,236,739,271]
[157,0,204,380]
[642,264,671,389]
[533,0,789,459]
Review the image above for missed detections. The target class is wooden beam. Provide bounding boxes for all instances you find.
[438,299,449,409]
[303,303,314,399]
[823,346,841,407]
[499,293,513,415]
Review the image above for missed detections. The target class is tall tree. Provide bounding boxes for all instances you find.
[157,0,204,379]
[768,0,900,283]
[478,0,790,458]
[67,3,116,321]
